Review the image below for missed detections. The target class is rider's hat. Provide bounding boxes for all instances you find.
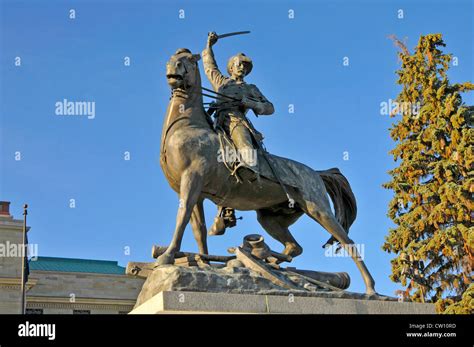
[227,53,253,76]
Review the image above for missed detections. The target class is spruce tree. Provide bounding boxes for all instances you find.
[383,34,473,313]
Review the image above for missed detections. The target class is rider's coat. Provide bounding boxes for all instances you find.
[202,47,274,166]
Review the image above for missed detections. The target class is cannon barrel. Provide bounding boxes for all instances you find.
[285,268,350,290]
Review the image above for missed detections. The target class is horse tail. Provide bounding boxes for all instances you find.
[317,168,357,248]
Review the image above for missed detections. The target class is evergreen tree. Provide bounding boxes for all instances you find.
[383,34,473,313]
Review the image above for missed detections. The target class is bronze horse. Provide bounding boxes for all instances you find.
[158,48,377,295]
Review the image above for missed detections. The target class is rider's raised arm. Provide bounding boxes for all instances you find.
[246,84,275,116]
[202,46,228,91]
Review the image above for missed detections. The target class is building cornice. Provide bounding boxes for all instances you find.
[0,220,30,232]
[0,277,37,290]
[29,270,137,279]
[26,296,136,311]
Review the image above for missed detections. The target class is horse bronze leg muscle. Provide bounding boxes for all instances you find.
[295,189,377,295]
[156,169,204,265]
[256,208,304,257]
[190,199,208,255]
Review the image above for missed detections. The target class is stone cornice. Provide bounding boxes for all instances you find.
[26,296,136,311]
[0,277,37,290]
[0,220,30,232]
[29,270,139,279]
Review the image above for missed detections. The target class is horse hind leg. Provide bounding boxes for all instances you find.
[302,196,377,295]
[256,208,304,258]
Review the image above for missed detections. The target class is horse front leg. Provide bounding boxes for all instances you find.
[190,199,208,255]
[156,169,204,266]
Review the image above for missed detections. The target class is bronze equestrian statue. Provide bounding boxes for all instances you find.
[158,38,377,295]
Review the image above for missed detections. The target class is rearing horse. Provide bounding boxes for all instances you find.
[159,48,377,295]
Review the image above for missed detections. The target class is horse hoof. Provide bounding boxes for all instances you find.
[208,227,226,236]
[365,289,378,297]
[155,253,175,267]
[284,244,303,258]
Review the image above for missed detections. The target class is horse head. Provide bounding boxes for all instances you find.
[166,48,202,93]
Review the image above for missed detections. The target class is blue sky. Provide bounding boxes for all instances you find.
[1,0,472,296]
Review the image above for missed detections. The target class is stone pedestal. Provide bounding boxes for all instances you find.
[130,290,436,314]
[130,265,435,314]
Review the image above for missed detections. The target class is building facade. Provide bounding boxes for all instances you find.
[0,201,144,314]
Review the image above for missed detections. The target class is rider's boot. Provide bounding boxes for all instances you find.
[208,206,238,236]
